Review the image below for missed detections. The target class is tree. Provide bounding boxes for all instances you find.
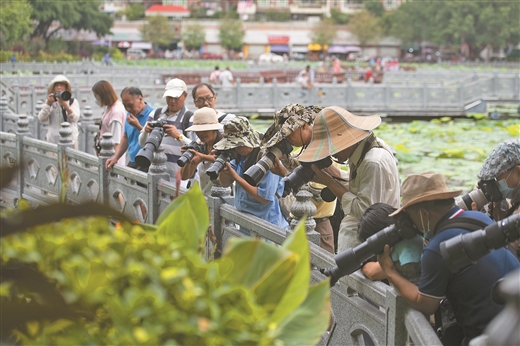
[365,0,385,17]
[0,0,33,48]
[29,0,113,45]
[388,2,433,46]
[349,11,383,46]
[219,19,244,51]
[182,23,206,51]
[141,15,177,48]
[310,18,337,52]
[119,3,145,21]
[330,9,349,25]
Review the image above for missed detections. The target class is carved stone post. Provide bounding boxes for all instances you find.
[16,114,30,136]
[15,114,32,200]
[0,97,7,132]
[35,100,44,140]
[58,122,74,148]
[98,132,115,204]
[81,105,94,154]
[289,188,320,247]
[147,146,169,223]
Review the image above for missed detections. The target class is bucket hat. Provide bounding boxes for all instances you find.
[185,107,223,132]
[389,172,462,217]
[298,106,381,162]
[213,116,261,151]
[262,104,324,148]
[478,139,520,181]
[163,78,187,98]
[47,75,72,94]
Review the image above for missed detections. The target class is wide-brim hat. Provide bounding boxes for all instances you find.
[163,78,187,98]
[213,116,261,151]
[389,172,462,217]
[47,74,72,94]
[262,104,324,148]
[185,107,223,132]
[298,106,381,162]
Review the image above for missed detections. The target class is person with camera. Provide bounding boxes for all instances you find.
[215,117,289,230]
[262,103,341,254]
[139,78,195,184]
[105,87,155,170]
[91,80,127,164]
[477,138,520,259]
[298,106,400,253]
[179,107,223,194]
[38,75,81,149]
[377,172,519,345]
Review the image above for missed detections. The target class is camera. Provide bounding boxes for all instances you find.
[321,213,417,286]
[244,139,293,186]
[135,125,165,171]
[53,91,71,102]
[440,213,520,273]
[149,119,167,128]
[282,156,333,196]
[206,150,239,181]
[455,179,503,210]
[177,141,205,167]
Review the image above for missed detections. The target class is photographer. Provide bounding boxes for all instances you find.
[179,107,223,194]
[215,117,289,230]
[38,75,80,149]
[263,103,340,254]
[139,79,195,184]
[378,172,519,345]
[298,106,400,253]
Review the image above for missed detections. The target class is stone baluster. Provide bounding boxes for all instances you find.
[147,146,170,223]
[98,132,115,205]
[16,114,30,136]
[81,105,95,154]
[58,122,74,148]
[289,187,320,247]
[0,96,7,132]
[35,100,44,140]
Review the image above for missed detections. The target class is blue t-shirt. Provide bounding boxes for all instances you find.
[231,155,289,229]
[125,103,154,163]
[418,207,519,339]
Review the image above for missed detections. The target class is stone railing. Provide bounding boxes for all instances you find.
[0,118,444,346]
[2,72,519,118]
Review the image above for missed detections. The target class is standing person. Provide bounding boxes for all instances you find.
[215,117,289,230]
[139,78,195,184]
[103,52,111,66]
[333,57,341,74]
[262,104,339,254]
[38,75,81,149]
[106,87,155,170]
[180,107,223,194]
[10,54,16,67]
[92,80,127,164]
[209,66,221,85]
[220,66,235,86]
[296,65,314,89]
[298,106,400,252]
[378,172,519,345]
[191,83,235,125]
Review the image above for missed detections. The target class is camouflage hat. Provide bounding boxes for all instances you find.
[262,104,324,148]
[213,116,262,151]
[478,139,520,180]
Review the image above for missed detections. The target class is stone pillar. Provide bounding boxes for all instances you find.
[0,96,7,132]
[81,105,94,154]
[35,100,44,140]
[58,122,74,148]
[98,132,115,204]
[16,114,30,136]
[289,188,320,247]
[15,114,32,200]
[147,146,170,223]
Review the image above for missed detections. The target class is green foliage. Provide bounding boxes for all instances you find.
[0,0,33,47]
[364,0,385,17]
[219,19,245,51]
[182,23,206,51]
[189,4,208,19]
[141,15,176,48]
[310,18,337,48]
[330,9,349,25]
[119,3,145,21]
[348,10,382,46]
[1,182,329,344]
[262,9,292,22]
[28,0,113,44]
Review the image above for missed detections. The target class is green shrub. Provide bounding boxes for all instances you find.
[1,183,330,345]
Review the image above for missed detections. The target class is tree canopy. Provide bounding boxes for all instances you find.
[219,19,244,51]
[365,0,385,17]
[141,16,177,48]
[29,0,113,44]
[0,0,33,48]
[349,11,383,46]
[182,23,206,51]
[310,18,337,50]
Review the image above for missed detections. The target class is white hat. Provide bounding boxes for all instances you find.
[163,78,187,98]
[185,107,223,132]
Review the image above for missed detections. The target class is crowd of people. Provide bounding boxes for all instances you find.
[36,74,519,346]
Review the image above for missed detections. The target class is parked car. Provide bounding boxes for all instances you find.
[127,48,147,60]
[258,53,284,63]
[200,52,223,59]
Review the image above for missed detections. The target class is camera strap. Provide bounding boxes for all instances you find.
[61,98,74,123]
[242,147,261,173]
[435,217,488,234]
[350,133,377,180]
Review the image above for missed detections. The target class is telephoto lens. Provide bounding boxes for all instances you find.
[244,139,293,186]
[177,142,204,168]
[206,150,237,181]
[135,127,165,170]
[282,156,333,195]
[54,91,71,101]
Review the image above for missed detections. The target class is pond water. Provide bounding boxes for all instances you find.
[249,116,519,193]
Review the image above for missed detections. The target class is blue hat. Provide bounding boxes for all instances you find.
[478,139,520,180]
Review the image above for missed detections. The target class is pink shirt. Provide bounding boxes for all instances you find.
[101,101,126,164]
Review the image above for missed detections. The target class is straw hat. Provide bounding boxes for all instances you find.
[389,172,462,217]
[163,78,187,98]
[185,107,223,132]
[213,116,261,151]
[298,106,381,162]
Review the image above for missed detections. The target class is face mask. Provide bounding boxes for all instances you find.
[497,169,518,199]
[420,211,433,241]
[95,98,102,107]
